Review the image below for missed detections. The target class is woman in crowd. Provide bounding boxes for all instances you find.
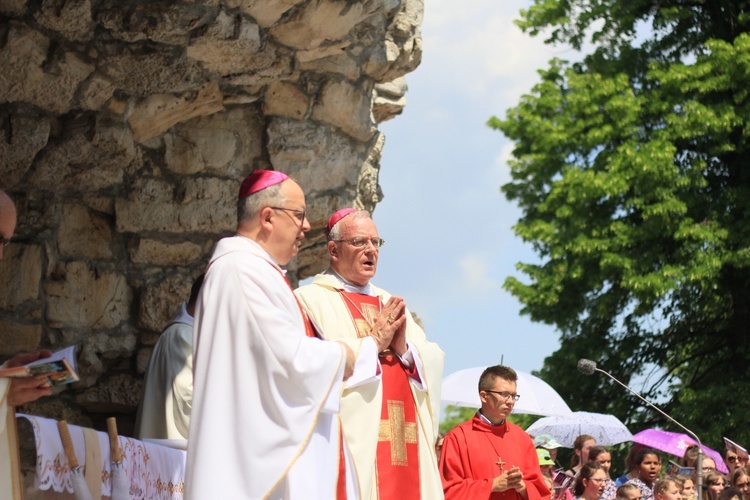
[626,447,663,500]
[589,445,617,500]
[703,470,728,500]
[730,467,750,500]
[655,477,683,500]
[616,483,643,500]
[617,444,648,487]
[573,462,608,500]
[569,435,598,476]
[675,474,695,500]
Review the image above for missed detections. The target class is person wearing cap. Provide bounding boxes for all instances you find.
[1,189,54,498]
[538,449,557,490]
[535,434,564,467]
[439,365,550,500]
[185,171,356,499]
[295,209,445,499]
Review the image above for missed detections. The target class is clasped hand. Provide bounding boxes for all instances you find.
[492,466,526,494]
[369,296,407,354]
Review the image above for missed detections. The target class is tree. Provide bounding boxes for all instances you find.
[491,0,750,449]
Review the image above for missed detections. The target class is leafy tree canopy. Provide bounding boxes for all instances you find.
[491,0,750,449]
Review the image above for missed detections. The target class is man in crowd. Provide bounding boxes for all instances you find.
[296,209,445,499]
[439,365,550,499]
[186,171,356,499]
[135,273,204,440]
[0,189,52,499]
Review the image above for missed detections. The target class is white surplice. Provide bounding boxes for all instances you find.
[135,302,194,440]
[185,236,350,499]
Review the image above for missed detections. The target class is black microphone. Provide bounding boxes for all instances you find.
[577,358,706,497]
[577,358,597,376]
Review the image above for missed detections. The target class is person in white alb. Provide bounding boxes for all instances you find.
[185,171,356,499]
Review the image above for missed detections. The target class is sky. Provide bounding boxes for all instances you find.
[372,0,580,379]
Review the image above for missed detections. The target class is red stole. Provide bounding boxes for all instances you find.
[340,291,421,499]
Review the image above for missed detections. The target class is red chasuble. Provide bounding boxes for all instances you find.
[439,414,551,500]
[340,291,421,499]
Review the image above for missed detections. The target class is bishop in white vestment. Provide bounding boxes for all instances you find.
[185,171,355,499]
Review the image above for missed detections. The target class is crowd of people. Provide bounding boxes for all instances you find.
[531,432,750,500]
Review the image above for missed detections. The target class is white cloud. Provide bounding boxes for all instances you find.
[458,253,497,292]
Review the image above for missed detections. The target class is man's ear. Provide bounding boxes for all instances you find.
[328,240,339,261]
[260,206,275,231]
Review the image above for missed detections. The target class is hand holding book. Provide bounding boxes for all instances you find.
[1,345,80,406]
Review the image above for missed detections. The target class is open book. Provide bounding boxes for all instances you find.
[0,345,80,387]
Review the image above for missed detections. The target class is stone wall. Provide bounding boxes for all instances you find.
[0,0,422,433]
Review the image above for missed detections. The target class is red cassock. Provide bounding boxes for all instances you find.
[440,414,551,500]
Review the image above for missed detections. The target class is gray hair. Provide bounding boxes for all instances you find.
[237,184,286,225]
[328,210,372,241]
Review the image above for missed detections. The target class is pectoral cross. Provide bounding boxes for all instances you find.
[378,400,417,466]
[495,456,506,470]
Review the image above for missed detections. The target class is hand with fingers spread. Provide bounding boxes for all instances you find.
[369,296,406,352]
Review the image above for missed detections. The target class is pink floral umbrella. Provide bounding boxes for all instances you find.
[631,429,728,474]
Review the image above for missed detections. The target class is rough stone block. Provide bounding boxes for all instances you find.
[263,81,309,120]
[129,239,203,266]
[44,261,130,329]
[0,114,51,188]
[128,82,224,143]
[164,106,264,175]
[0,322,42,356]
[311,79,376,141]
[57,204,113,259]
[0,244,42,310]
[34,0,94,42]
[224,0,305,27]
[76,373,142,410]
[138,274,192,332]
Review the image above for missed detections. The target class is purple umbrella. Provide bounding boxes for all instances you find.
[631,429,728,474]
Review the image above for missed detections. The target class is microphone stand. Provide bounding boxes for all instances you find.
[586,364,703,498]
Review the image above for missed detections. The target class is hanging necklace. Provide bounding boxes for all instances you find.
[479,418,507,471]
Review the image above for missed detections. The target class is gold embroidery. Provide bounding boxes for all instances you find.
[378,400,417,466]
[351,301,381,338]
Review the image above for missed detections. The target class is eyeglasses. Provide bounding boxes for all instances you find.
[334,237,385,249]
[484,390,521,402]
[727,456,739,463]
[269,206,306,227]
[703,466,717,472]
[589,478,607,484]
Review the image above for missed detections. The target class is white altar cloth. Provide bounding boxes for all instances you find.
[18,414,186,499]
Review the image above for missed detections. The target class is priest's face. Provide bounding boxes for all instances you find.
[329,216,380,286]
[268,180,310,265]
[0,191,17,260]
[479,377,517,424]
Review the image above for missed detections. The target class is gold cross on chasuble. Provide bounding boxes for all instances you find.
[378,400,417,466]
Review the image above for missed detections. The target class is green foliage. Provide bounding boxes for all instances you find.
[440,405,477,434]
[494,1,750,449]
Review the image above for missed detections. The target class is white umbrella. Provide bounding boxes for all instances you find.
[525,411,633,447]
[441,367,574,416]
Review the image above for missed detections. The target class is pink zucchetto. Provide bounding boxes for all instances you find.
[238,170,289,199]
[326,208,356,236]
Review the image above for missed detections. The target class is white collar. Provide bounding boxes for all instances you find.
[324,268,373,296]
[478,410,505,427]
